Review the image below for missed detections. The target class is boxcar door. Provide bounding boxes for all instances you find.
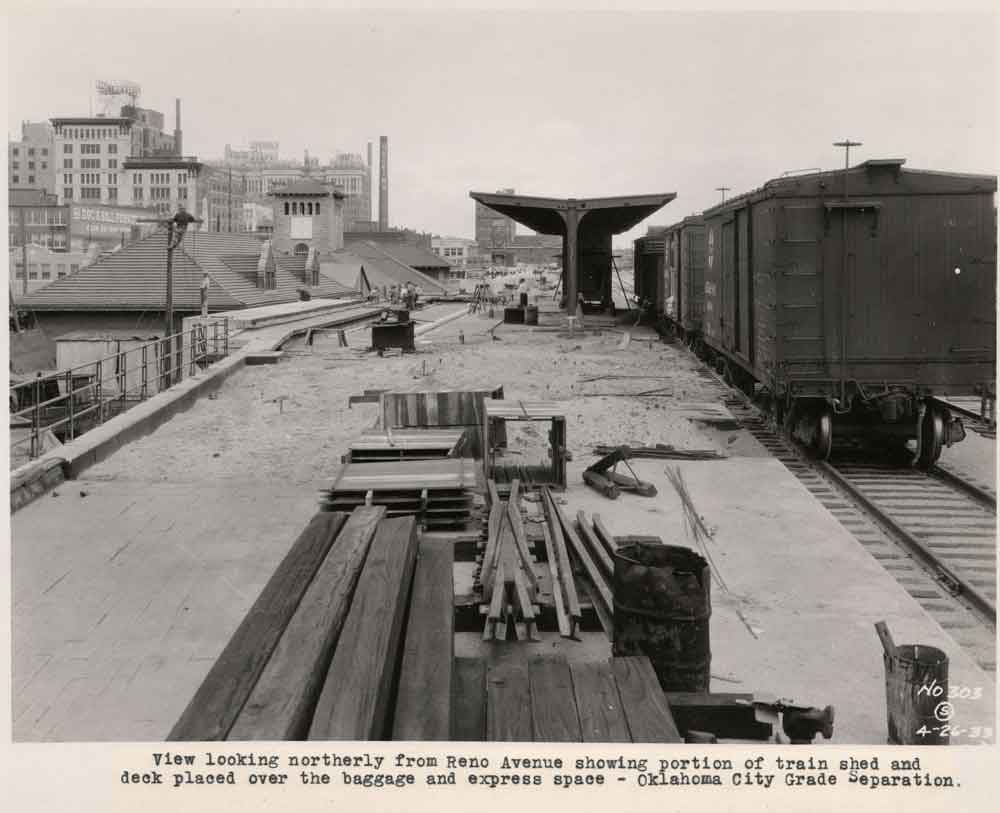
[736,208,753,361]
[721,219,738,351]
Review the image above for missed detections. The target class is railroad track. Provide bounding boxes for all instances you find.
[691,367,997,673]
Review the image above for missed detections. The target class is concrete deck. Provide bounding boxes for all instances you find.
[10,309,996,743]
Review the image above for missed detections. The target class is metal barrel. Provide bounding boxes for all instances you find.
[612,542,711,691]
[524,305,539,325]
[882,644,949,745]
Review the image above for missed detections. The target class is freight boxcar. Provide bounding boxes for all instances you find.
[700,159,997,466]
[662,215,706,344]
[633,226,666,310]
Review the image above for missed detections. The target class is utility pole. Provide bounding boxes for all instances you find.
[833,139,862,198]
[715,186,731,203]
[227,166,232,232]
[138,207,201,388]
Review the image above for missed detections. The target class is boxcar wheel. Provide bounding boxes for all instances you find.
[915,406,945,469]
[812,408,833,461]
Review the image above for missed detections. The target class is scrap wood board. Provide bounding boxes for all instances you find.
[450,655,679,743]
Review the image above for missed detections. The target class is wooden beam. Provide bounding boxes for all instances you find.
[540,520,571,637]
[541,488,581,631]
[591,513,619,560]
[610,657,682,743]
[663,692,774,741]
[451,658,486,740]
[308,516,419,740]
[528,656,582,742]
[168,511,348,741]
[392,538,455,741]
[507,501,539,590]
[487,662,532,742]
[570,661,630,743]
[553,500,613,625]
[228,506,385,741]
[575,511,613,580]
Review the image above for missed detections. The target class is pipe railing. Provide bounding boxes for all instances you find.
[10,318,231,464]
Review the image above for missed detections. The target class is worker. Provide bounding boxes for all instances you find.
[389,284,398,304]
[517,277,529,308]
[414,284,423,307]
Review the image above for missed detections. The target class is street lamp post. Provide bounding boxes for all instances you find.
[138,207,201,388]
[833,139,862,198]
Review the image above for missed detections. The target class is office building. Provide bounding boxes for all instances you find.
[8,121,56,194]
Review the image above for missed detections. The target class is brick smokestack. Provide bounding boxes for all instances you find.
[367,140,373,224]
[378,135,388,231]
[174,98,183,157]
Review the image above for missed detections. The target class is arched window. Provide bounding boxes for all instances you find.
[315,202,320,215]
[307,202,313,215]
[284,202,289,215]
[291,202,297,215]
[294,243,309,256]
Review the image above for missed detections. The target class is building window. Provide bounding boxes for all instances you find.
[15,268,25,279]
[63,159,72,169]
[81,158,100,169]
[12,147,18,156]
[265,269,276,289]
[81,144,100,154]
[284,202,289,215]
[315,202,320,215]
[108,188,118,201]
[41,148,48,156]
[41,265,51,279]
[108,144,117,154]
[63,144,72,153]
[133,187,143,200]
[294,242,309,256]
[28,148,35,156]
[12,175,19,183]
[70,264,80,273]
[108,158,118,169]
[81,188,101,200]
[11,161,18,169]
[178,187,187,200]
[64,187,73,199]
[307,202,314,215]
[28,175,35,184]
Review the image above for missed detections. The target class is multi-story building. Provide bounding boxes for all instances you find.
[9,243,94,298]
[474,187,518,262]
[322,152,371,232]
[50,116,133,205]
[121,105,177,157]
[8,189,69,253]
[431,236,477,268]
[8,121,56,194]
[269,179,345,260]
[210,144,373,231]
[123,156,247,231]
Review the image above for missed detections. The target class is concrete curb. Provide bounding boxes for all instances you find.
[10,353,247,514]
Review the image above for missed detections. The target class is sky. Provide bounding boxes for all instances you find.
[5,8,997,246]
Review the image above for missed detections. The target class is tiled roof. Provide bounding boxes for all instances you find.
[17,231,354,312]
[374,242,450,270]
[344,241,448,293]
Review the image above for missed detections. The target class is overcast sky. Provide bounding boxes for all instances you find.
[6,9,996,245]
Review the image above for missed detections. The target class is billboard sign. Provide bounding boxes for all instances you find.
[70,204,149,240]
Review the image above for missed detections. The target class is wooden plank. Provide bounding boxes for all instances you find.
[591,513,619,559]
[663,692,774,740]
[541,521,571,637]
[528,656,582,742]
[451,658,486,740]
[541,489,581,627]
[570,661,631,743]
[556,501,613,622]
[512,569,537,641]
[580,578,614,638]
[610,656,682,743]
[392,538,455,741]
[486,662,532,742]
[507,501,539,590]
[228,507,384,741]
[576,511,613,580]
[168,511,348,741]
[308,516,419,740]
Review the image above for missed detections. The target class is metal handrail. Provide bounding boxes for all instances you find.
[10,318,232,463]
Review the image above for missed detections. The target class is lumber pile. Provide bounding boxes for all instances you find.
[169,508,453,741]
[478,479,541,641]
[592,444,725,461]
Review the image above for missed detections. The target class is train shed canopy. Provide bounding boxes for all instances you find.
[469,191,676,310]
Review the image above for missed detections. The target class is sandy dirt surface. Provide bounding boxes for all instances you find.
[85,307,742,486]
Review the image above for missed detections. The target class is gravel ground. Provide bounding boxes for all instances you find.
[84,307,735,486]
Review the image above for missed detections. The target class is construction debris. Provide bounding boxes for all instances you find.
[583,447,657,499]
[593,443,726,460]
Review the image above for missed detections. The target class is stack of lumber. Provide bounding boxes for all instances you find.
[452,654,682,743]
[320,458,477,530]
[343,428,466,463]
[169,507,457,741]
[478,479,540,641]
[380,387,503,458]
[592,444,726,460]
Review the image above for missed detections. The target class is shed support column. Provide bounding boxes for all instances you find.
[562,209,579,313]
